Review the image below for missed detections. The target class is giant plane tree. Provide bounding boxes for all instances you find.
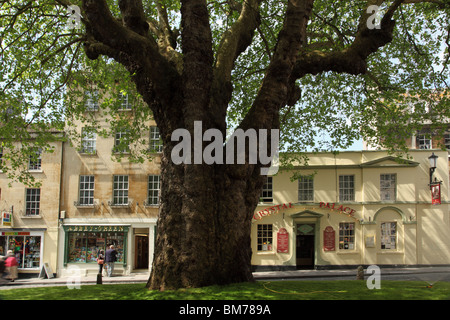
[0,0,449,289]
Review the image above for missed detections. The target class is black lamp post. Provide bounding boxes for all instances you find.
[428,152,438,186]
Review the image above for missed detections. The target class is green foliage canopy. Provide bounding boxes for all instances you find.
[0,0,449,184]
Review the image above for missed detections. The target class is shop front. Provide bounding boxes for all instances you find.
[0,229,45,273]
[251,202,425,270]
[63,225,128,267]
[59,221,155,276]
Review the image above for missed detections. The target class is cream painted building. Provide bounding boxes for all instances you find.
[251,150,450,270]
[1,92,162,278]
[0,131,64,276]
[58,104,161,276]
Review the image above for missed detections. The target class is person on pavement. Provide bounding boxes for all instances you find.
[105,245,117,277]
[4,250,19,282]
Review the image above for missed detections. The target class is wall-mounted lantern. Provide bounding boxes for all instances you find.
[428,152,439,186]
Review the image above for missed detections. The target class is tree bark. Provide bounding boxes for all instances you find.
[146,154,265,290]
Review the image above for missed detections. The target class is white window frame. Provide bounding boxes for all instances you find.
[339,175,355,202]
[25,188,41,216]
[417,134,431,149]
[339,222,355,250]
[444,133,450,150]
[28,148,42,171]
[298,175,314,202]
[118,92,132,111]
[81,127,96,154]
[113,175,129,205]
[85,90,99,111]
[380,174,396,201]
[380,222,397,250]
[257,224,273,252]
[260,176,273,203]
[78,175,95,206]
[146,175,160,206]
[149,126,163,153]
[0,231,44,270]
[114,129,130,153]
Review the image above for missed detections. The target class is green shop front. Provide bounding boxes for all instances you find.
[62,225,129,272]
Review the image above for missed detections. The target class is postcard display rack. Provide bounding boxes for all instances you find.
[24,237,41,268]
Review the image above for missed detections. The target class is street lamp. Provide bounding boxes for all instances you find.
[428,152,438,186]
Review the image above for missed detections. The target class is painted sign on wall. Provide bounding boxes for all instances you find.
[277,228,289,253]
[323,226,335,251]
[319,202,356,216]
[253,202,293,221]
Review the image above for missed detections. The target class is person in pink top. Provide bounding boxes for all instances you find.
[4,250,18,282]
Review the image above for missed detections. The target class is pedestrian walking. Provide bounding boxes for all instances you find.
[105,245,117,277]
[4,250,18,282]
[97,249,105,274]
[0,255,6,281]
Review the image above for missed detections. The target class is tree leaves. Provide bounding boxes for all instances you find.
[0,0,449,184]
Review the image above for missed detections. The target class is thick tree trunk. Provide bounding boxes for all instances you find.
[145,0,265,290]
[146,145,265,290]
[144,0,312,291]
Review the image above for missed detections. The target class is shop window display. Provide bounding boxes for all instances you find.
[0,237,5,256]
[257,224,273,251]
[339,223,355,250]
[381,222,397,250]
[67,231,124,263]
[0,234,41,269]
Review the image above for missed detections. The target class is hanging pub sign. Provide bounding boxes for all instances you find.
[323,226,335,251]
[277,228,289,253]
[431,183,441,205]
[1,212,12,227]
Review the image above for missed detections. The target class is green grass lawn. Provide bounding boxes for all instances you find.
[1,280,449,300]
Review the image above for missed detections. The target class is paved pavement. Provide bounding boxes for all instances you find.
[0,266,449,289]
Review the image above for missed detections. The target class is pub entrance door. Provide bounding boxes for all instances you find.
[296,223,315,269]
[134,230,149,270]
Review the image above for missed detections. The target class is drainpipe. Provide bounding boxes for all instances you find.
[56,134,65,277]
[360,151,364,266]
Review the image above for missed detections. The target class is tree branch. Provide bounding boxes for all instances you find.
[118,0,150,37]
[214,0,262,84]
[153,2,182,71]
[226,0,314,179]
[180,0,214,126]
[292,0,402,79]
[82,0,156,55]
[242,0,314,131]
[211,0,262,131]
